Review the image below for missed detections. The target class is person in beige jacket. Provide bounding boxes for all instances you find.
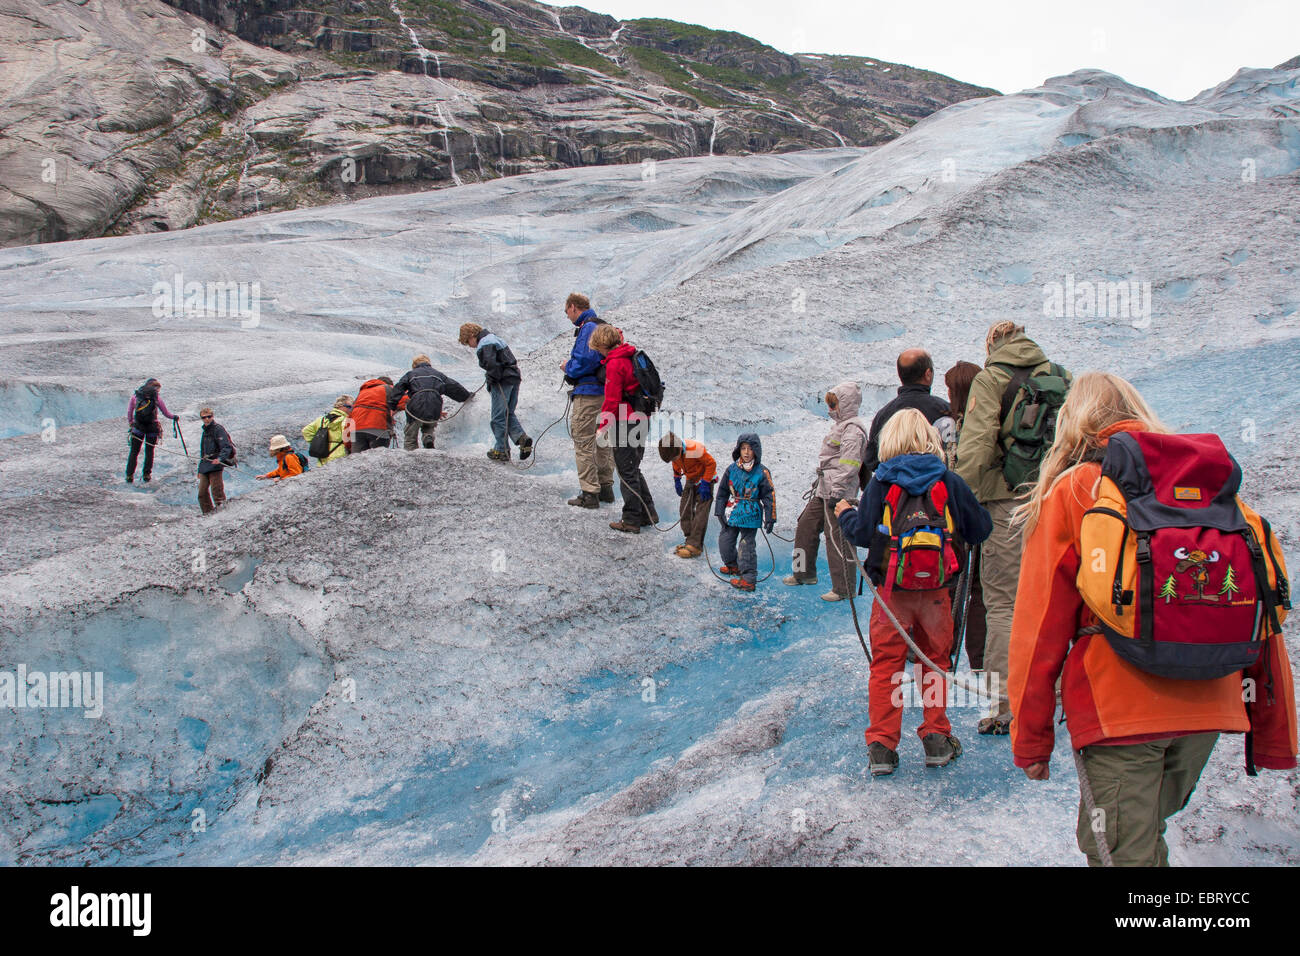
[785,381,868,601]
[954,321,1071,735]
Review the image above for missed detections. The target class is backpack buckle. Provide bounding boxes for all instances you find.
[1134,534,1151,564]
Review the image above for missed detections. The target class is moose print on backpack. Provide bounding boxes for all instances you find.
[1078,431,1291,680]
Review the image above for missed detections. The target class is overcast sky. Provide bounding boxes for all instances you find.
[565,0,1299,100]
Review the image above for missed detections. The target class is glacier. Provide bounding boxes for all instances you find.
[0,64,1297,865]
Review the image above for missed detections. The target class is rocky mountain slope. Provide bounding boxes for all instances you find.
[0,0,996,247]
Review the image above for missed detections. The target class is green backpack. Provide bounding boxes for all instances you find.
[995,361,1070,493]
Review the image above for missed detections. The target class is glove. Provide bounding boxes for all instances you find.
[698,481,712,503]
[764,519,774,534]
[674,476,684,497]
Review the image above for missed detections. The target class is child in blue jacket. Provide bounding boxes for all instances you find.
[715,432,776,592]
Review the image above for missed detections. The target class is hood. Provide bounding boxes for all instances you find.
[578,309,598,325]
[135,383,157,400]
[828,381,862,421]
[874,453,947,494]
[731,432,763,467]
[604,342,636,362]
[987,330,1048,369]
[360,378,387,390]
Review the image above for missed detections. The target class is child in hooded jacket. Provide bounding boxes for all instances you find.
[838,408,991,775]
[715,433,776,591]
[659,432,716,558]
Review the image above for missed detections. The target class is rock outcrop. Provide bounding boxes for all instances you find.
[0,0,998,246]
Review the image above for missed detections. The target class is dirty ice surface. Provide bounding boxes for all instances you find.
[0,66,1297,865]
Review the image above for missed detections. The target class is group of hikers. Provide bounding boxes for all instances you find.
[123,296,1296,868]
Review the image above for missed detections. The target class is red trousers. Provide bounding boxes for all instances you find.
[866,586,954,749]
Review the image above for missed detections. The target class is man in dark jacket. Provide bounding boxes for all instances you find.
[459,322,532,462]
[562,294,615,508]
[196,407,235,514]
[861,349,956,478]
[388,354,472,450]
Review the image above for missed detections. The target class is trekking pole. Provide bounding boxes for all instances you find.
[173,418,189,457]
[949,544,978,671]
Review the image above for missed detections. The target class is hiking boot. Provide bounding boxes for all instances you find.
[868,742,899,776]
[518,435,533,460]
[730,577,755,592]
[487,448,510,461]
[718,564,739,575]
[677,545,701,558]
[820,591,847,602]
[609,520,641,534]
[598,483,615,503]
[125,475,134,484]
[141,474,151,483]
[922,733,963,767]
[423,437,435,449]
[567,491,599,509]
[782,574,818,586]
[977,715,1012,736]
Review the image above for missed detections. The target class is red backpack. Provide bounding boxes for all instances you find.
[1078,432,1290,680]
[868,481,960,590]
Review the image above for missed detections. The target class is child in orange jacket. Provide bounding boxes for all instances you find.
[257,435,304,481]
[658,432,716,558]
[1009,372,1296,866]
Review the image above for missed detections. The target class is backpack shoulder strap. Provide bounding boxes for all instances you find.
[998,365,1034,425]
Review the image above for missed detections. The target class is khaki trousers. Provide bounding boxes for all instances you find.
[570,393,614,493]
[1076,733,1218,867]
[980,498,1022,718]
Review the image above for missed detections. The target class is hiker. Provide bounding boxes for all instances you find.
[954,321,1070,735]
[784,381,867,601]
[196,407,236,515]
[125,377,179,483]
[591,324,656,532]
[562,294,615,508]
[257,435,304,481]
[458,323,533,462]
[836,408,991,775]
[388,355,472,450]
[861,349,956,479]
[1008,372,1295,866]
[658,432,716,558]
[945,360,986,668]
[348,376,394,453]
[302,395,353,465]
[715,433,776,592]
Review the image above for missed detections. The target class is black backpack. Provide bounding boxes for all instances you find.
[308,412,340,460]
[628,349,665,414]
[133,387,159,431]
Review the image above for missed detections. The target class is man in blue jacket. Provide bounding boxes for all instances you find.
[561,293,615,508]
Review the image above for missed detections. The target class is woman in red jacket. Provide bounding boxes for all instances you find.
[1010,372,1295,866]
[590,324,657,534]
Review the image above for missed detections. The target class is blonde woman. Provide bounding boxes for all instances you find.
[836,408,991,776]
[1009,372,1296,865]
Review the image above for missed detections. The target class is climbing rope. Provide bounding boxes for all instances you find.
[701,526,776,584]
[132,431,263,479]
